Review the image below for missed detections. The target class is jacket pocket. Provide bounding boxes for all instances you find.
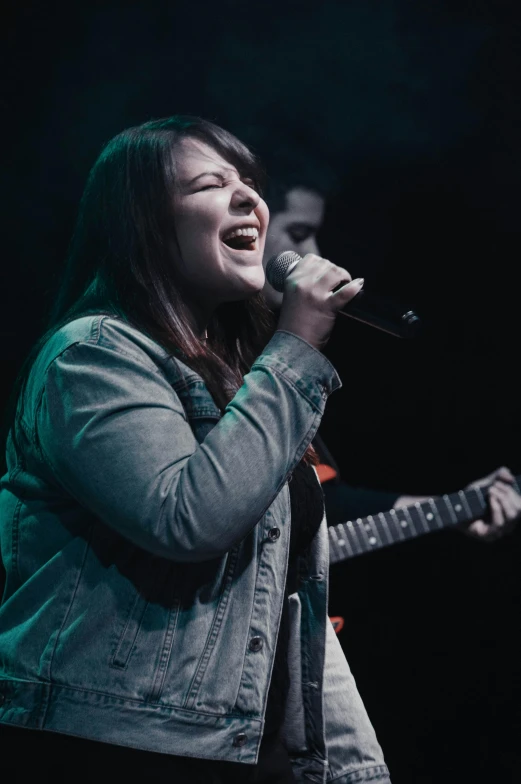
[182,546,240,710]
[148,573,181,702]
[110,591,149,669]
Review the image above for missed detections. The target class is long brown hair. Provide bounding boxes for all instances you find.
[7,116,317,463]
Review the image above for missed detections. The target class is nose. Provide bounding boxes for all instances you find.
[230,182,260,212]
[299,235,321,256]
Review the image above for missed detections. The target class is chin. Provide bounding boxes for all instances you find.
[236,265,266,296]
[221,278,264,304]
[262,283,283,312]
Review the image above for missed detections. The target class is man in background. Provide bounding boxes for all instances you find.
[262,177,521,542]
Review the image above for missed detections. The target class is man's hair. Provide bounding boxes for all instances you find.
[263,176,327,214]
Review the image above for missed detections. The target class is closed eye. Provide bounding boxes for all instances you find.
[197,177,259,193]
[288,224,316,243]
[199,182,223,191]
[242,177,259,192]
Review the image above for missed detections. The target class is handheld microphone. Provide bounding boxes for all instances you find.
[266,251,421,339]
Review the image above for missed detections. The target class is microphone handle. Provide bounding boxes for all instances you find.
[265,251,421,339]
[340,289,420,339]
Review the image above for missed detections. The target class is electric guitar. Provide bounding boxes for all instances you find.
[327,475,521,634]
[328,475,521,565]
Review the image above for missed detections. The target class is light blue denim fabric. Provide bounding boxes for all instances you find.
[0,316,390,782]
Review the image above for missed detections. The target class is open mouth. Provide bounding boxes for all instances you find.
[222,227,259,252]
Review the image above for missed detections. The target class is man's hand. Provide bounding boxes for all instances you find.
[461,466,521,541]
[393,466,521,541]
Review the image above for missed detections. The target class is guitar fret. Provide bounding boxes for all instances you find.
[361,516,379,550]
[466,487,486,519]
[475,486,486,509]
[376,512,392,547]
[402,505,417,538]
[344,520,362,556]
[372,513,391,545]
[333,523,346,550]
[446,491,469,525]
[376,513,393,545]
[335,524,354,561]
[458,489,474,520]
[328,525,343,562]
[415,502,430,533]
[442,494,459,525]
[427,498,444,530]
[337,522,356,559]
[407,503,427,536]
[329,526,345,558]
[354,518,371,551]
[391,508,414,540]
[389,508,406,541]
[334,526,346,548]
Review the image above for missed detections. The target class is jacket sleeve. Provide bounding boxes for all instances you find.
[35,328,341,562]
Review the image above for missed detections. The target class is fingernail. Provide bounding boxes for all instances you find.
[354,277,364,287]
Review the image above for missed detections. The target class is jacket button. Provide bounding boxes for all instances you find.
[233,732,248,747]
[249,636,263,652]
[268,527,280,542]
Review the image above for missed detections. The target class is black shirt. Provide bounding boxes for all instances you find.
[264,460,324,735]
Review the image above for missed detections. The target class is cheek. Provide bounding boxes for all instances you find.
[264,228,289,262]
[258,200,270,231]
[175,207,221,259]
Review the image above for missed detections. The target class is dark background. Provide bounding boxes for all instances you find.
[2,1,520,781]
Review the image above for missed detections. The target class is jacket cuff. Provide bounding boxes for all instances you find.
[252,330,342,412]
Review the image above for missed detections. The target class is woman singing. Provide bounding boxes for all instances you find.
[0,116,391,783]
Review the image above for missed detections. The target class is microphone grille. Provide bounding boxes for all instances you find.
[265,251,302,292]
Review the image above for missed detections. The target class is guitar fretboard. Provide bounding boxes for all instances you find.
[328,475,521,564]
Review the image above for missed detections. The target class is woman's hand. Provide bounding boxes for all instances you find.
[276,253,364,350]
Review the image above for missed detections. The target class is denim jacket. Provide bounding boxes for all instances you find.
[0,316,390,783]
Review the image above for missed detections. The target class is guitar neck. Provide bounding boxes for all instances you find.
[328,474,521,564]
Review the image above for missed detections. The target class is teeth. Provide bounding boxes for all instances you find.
[223,226,259,241]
